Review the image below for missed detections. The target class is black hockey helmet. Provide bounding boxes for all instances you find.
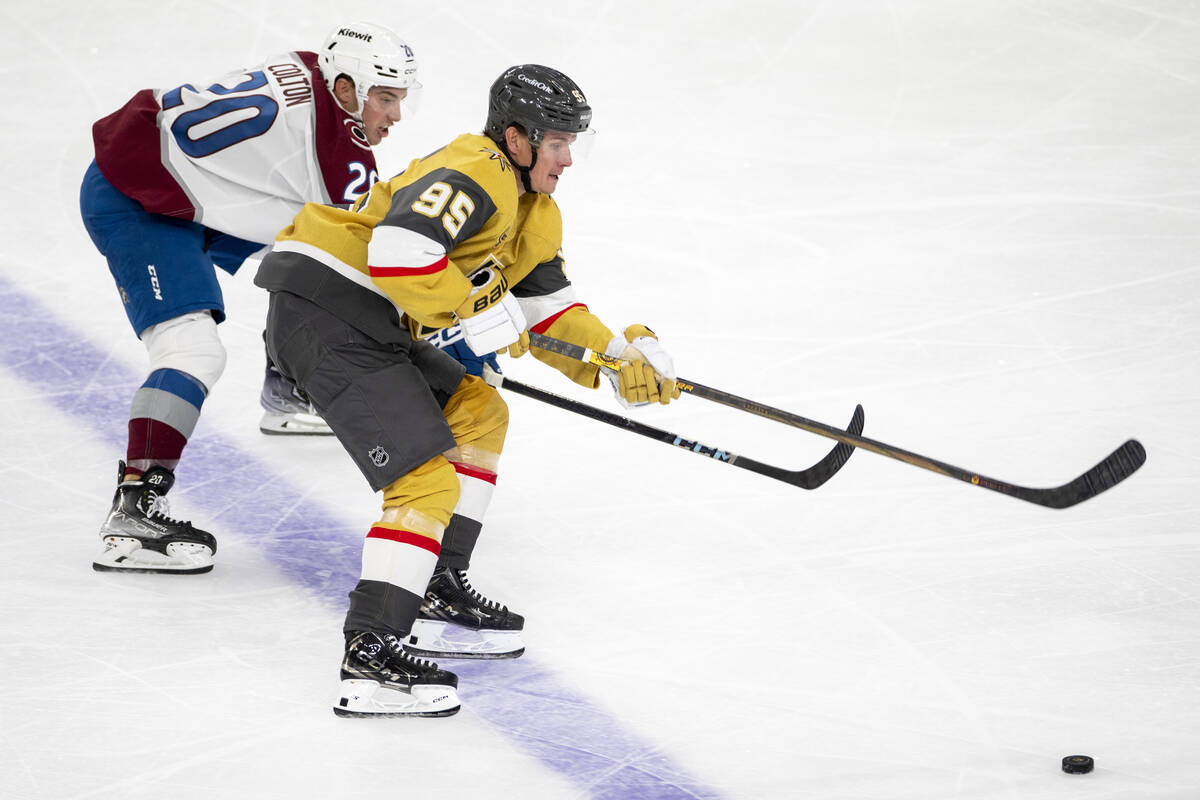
[485,64,592,148]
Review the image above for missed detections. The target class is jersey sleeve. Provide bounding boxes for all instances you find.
[513,253,615,388]
[366,167,500,328]
[92,89,195,219]
[95,52,356,245]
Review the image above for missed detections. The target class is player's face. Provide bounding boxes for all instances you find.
[361,87,407,145]
[529,131,576,194]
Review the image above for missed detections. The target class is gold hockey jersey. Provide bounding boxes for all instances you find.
[255,133,614,387]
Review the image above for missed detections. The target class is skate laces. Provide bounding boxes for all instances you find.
[143,491,190,529]
[381,634,437,670]
[454,569,507,612]
[292,384,317,411]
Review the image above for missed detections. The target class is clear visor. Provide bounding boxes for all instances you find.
[363,81,423,119]
[536,128,596,162]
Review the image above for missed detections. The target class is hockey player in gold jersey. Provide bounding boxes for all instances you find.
[255,64,678,716]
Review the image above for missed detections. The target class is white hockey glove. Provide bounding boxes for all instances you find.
[604,324,680,407]
[455,266,527,355]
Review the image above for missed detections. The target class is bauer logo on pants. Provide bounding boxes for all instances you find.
[368,446,389,467]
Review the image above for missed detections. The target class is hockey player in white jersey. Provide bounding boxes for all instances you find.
[81,22,419,573]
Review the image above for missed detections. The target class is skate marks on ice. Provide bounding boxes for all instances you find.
[0,276,725,800]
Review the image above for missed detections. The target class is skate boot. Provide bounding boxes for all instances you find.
[259,362,332,435]
[405,566,526,660]
[335,631,460,717]
[93,462,217,574]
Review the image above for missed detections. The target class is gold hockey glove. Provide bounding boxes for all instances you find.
[604,323,679,406]
[499,330,530,359]
[617,359,663,405]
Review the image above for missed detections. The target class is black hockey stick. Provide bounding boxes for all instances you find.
[483,367,864,490]
[527,332,1146,509]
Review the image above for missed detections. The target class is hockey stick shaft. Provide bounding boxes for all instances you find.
[484,367,863,490]
[526,332,1146,508]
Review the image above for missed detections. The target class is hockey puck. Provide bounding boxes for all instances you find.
[1062,755,1094,774]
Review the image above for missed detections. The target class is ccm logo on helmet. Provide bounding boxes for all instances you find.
[517,73,552,93]
[338,28,372,41]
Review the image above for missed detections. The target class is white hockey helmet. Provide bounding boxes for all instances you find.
[319,22,420,119]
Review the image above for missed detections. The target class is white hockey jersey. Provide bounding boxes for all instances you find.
[92,51,377,245]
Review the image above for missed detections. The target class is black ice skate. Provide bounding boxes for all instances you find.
[258,363,332,435]
[405,566,526,660]
[93,462,217,574]
[335,631,460,717]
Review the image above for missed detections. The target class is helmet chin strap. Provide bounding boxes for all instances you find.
[329,82,364,123]
[353,84,373,123]
[498,135,537,193]
[516,150,537,193]
[329,74,371,123]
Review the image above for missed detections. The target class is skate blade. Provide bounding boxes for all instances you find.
[93,537,214,574]
[259,411,333,436]
[333,679,460,718]
[405,619,525,660]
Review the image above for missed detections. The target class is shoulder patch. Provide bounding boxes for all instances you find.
[344,118,372,151]
[479,147,510,172]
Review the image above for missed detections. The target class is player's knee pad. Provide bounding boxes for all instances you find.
[140,311,227,391]
[381,455,460,528]
[377,505,447,543]
[443,375,509,457]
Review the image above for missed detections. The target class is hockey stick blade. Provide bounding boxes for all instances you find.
[997,439,1146,510]
[526,332,1146,508]
[486,368,864,490]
